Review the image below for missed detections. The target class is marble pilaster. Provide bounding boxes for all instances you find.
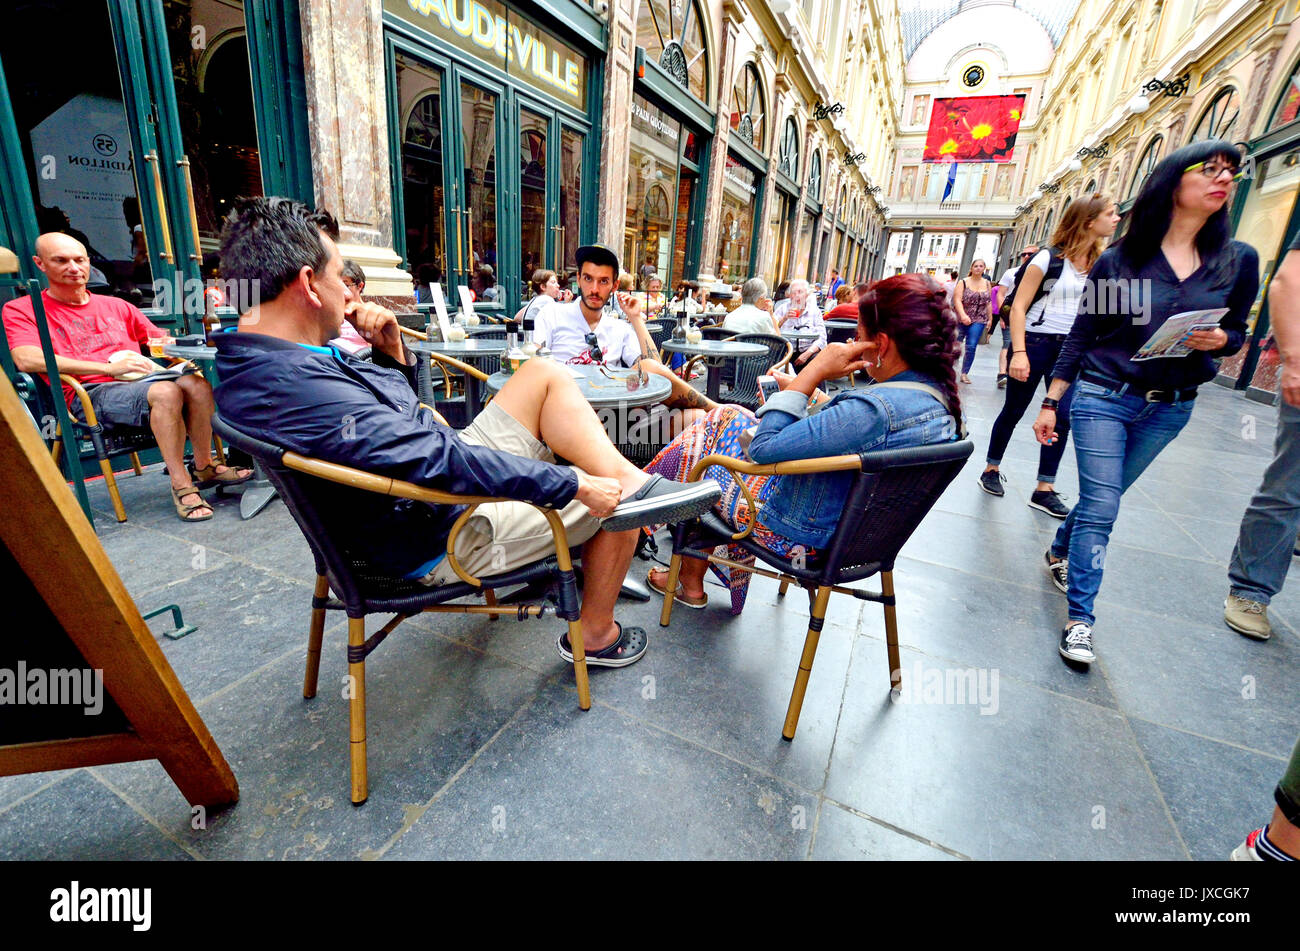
[694,0,745,287]
[596,0,637,255]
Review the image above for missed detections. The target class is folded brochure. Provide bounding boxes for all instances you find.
[1131,308,1228,361]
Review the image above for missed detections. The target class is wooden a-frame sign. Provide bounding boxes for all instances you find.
[0,372,237,806]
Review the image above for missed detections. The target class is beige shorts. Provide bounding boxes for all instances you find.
[424,402,602,586]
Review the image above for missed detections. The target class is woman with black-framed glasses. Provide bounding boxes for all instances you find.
[1031,139,1259,667]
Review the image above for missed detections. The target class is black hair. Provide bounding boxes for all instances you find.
[1116,138,1241,286]
[217,197,337,312]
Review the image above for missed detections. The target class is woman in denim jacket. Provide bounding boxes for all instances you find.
[645,273,963,613]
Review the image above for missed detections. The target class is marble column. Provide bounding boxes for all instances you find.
[754,79,791,283]
[694,0,744,288]
[299,0,411,305]
[596,0,637,254]
[1243,26,1290,138]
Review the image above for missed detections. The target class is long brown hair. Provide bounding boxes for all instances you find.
[1049,194,1114,272]
[859,274,962,422]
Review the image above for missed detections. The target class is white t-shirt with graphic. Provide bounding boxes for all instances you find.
[532,300,642,367]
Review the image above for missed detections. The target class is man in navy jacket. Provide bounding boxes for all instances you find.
[213,198,718,667]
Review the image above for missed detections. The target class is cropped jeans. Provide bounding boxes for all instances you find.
[1049,380,1194,625]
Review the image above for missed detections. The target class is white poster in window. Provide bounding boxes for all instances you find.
[29,94,136,263]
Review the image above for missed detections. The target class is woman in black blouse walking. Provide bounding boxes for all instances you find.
[1032,139,1259,667]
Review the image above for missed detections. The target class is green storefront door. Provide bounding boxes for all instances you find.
[0,0,312,331]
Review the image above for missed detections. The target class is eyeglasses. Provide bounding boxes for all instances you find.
[1184,161,1243,181]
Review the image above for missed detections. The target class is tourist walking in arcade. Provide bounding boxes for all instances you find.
[953,259,993,383]
[1032,140,1259,666]
[979,195,1120,517]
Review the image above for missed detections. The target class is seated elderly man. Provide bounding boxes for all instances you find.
[722,278,778,335]
[213,198,719,667]
[3,232,250,522]
[772,278,827,367]
[531,243,716,431]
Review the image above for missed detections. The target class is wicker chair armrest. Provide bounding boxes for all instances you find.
[57,375,97,426]
[682,451,861,541]
[278,451,576,587]
[427,350,491,383]
[418,402,452,427]
[770,340,794,374]
[399,325,429,340]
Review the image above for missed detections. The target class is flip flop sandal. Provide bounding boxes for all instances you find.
[646,568,708,609]
[191,463,254,489]
[172,484,214,522]
[556,621,648,668]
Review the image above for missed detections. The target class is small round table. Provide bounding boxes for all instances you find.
[824,319,858,344]
[660,339,766,401]
[407,338,507,419]
[485,361,671,408]
[781,329,821,342]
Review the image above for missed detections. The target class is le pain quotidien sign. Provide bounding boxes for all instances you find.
[389,0,587,110]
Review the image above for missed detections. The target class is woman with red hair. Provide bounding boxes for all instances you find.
[644,273,965,613]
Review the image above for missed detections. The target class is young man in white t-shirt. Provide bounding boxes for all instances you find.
[532,244,715,431]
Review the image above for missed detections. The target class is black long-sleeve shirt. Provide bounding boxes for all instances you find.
[1051,241,1259,391]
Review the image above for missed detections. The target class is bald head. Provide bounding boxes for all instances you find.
[33,232,91,295]
[35,231,87,261]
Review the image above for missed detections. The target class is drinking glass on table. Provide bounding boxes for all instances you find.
[147,332,172,358]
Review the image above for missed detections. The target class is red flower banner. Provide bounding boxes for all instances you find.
[923,95,1027,163]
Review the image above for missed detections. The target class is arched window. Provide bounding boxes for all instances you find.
[1084,178,1097,194]
[729,62,766,150]
[636,0,710,106]
[1189,87,1240,144]
[778,117,800,180]
[836,185,848,223]
[848,199,857,232]
[1127,136,1163,201]
[807,149,822,201]
[1267,56,1300,132]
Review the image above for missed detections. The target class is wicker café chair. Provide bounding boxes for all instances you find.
[211,411,592,805]
[724,333,793,409]
[659,439,973,739]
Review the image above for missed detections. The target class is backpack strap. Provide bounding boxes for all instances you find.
[870,380,967,440]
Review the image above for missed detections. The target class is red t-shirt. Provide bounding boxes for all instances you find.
[824,302,860,321]
[1,290,163,405]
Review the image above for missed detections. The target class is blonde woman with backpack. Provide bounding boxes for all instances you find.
[979,194,1120,518]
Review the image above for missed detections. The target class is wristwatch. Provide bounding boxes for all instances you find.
[1041,397,1059,411]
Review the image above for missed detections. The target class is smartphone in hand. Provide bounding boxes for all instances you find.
[757,375,778,404]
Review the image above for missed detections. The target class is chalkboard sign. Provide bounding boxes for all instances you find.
[0,373,237,806]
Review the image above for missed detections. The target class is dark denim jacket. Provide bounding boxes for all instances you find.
[749,369,959,547]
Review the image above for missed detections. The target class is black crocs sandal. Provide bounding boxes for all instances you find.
[556,621,648,668]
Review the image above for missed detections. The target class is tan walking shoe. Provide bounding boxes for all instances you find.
[1224,595,1271,641]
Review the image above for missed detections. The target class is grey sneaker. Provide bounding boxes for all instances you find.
[1224,595,1272,640]
[1059,621,1096,665]
[602,475,721,532]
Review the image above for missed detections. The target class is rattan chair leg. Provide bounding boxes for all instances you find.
[882,570,901,692]
[778,579,790,597]
[101,458,127,522]
[659,553,684,627]
[212,435,227,466]
[348,616,368,805]
[130,452,144,476]
[304,574,329,698]
[782,585,832,741]
[568,619,591,710]
[484,587,498,621]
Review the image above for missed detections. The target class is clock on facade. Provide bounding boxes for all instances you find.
[962,64,985,88]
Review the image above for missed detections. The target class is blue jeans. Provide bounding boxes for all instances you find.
[1229,400,1300,604]
[960,321,986,375]
[1049,381,1194,625]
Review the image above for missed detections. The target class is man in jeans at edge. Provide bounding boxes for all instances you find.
[1225,239,1300,640]
[212,197,720,667]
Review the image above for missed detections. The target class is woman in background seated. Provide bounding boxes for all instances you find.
[645,273,964,613]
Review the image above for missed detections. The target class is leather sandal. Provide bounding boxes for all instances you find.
[646,568,708,609]
[172,484,213,522]
[191,462,253,489]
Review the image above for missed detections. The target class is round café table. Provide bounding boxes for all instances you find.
[485,361,671,408]
[407,338,507,419]
[660,339,766,401]
[824,318,858,345]
[781,329,821,342]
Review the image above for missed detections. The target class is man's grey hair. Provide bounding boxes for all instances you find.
[741,277,768,305]
[342,259,366,285]
[787,278,810,296]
